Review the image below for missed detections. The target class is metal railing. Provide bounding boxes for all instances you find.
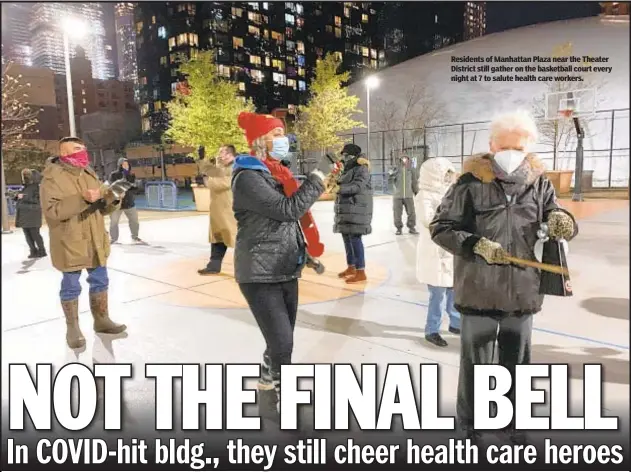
[143,181,180,211]
[338,108,630,189]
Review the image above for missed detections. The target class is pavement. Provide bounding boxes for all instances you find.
[1,197,629,420]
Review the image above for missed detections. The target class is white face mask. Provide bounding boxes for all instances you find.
[494,150,526,175]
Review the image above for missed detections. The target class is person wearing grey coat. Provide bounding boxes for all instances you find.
[334,144,373,284]
[388,155,419,235]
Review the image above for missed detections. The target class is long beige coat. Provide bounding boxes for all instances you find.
[204,161,237,247]
[40,157,120,272]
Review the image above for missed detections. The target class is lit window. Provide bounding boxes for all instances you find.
[81,79,85,85]
[297,55,305,66]
[82,89,86,95]
[152,16,156,24]
[334,51,343,62]
[190,33,199,46]
[169,37,176,50]
[140,76,148,85]
[251,70,264,83]
[155,101,163,110]
[435,14,439,24]
[248,25,261,36]
[140,104,149,116]
[263,2,269,9]
[286,27,294,38]
[371,59,378,68]
[248,12,261,24]
[238,82,246,91]
[271,31,284,41]
[82,98,87,105]
[287,40,295,51]
[233,37,244,49]
[344,7,350,17]
[325,25,333,33]
[298,67,305,77]
[273,72,286,85]
[335,16,342,27]
[142,118,151,132]
[287,79,297,89]
[158,26,167,39]
[232,7,243,17]
[285,2,295,11]
[370,49,377,59]
[171,82,178,95]
[160,56,168,66]
[217,64,231,78]
[335,27,341,38]
[136,21,143,34]
[250,55,262,66]
[272,59,285,71]
[298,80,306,91]
[285,13,294,24]
[296,17,304,28]
[296,3,303,15]
[171,69,178,77]
[362,46,369,57]
[83,108,87,114]
[249,2,259,10]
[296,41,305,54]
[362,13,369,23]
[190,47,198,59]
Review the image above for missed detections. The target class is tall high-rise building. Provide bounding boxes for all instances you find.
[134,2,385,139]
[30,2,116,80]
[1,3,33,66]
[115,2,139,87]
[377,2,487,68]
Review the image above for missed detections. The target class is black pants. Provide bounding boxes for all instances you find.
[239,280,299,386]
[206,243,228,271]
[457,314,533,429]
[23,227,45,255]
[393,197,416,230]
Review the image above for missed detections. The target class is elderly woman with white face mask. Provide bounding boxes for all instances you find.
[429,110,578,445]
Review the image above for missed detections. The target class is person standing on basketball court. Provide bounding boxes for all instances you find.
[429,110,578,444]
[109,158,142,244]
[389,155,419,235]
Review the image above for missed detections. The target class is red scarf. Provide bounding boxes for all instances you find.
[263,157,299,196]
[60,150,90,168]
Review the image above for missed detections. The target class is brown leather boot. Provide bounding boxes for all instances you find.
[89,291,127,334]
[345,269,367,284]
[338,265,356,278]
[61,299,86,349]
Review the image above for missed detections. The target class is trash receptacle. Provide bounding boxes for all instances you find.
[580,170,594,192]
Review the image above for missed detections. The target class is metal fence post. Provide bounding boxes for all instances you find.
[608,109,615,188]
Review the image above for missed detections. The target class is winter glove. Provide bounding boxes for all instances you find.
[473,237,509,265]
[101,179,133,201]
[547,210,574,240]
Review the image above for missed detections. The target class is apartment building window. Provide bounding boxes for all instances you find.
[296,3,303,15]
[298,67,305,77]
[82,89,86,95]
[287,79,297,89]
[296,18,304,28]
[82,108,87,114]
[344,6,351,17]
[334,16,342,27]
[286,27,294,38]
[297,55,305,66]
[296,41,305,54]
[371,59,378,68]
[273,72,286,85]
[169,37,176,50]
[248,25,261,37]
[335,28,342,38]
[238,82,246,91]
[140,104,149,116]
[233,37,244,49]
[248,12,261,24]
[155,101,163,110]
[140,76,148,85]
[271,31,284,42]
[326,25,333,34]
[285,14,294,24]
[362,46,369,57]
[334,51,343,62]
[298,80,306,91]
[251,70,264,83]
[152,15,156,24]
[232,7,243,17]
[272,59,285,71]
[190,47,198,59]
[250,55,262,66]
[217,64,231,78]
[142,118,151,132]
[160,56,168,66]
[136,21,143,34]
[171,69,178,77]
[435,14,439,24]
[370,49,377,59]
[249,2,259,10]
[265,56,271,67]
[158,26,167,39]
[263,2,269,9]
[82,98,87,105]
[362,13,369,23]
[286,40,295,51]
[285,2,295,12]
[81,79,85,85]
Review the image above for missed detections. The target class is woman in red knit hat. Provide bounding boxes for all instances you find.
[232,112,336,422]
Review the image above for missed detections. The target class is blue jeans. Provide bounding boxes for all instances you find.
[342,234,365,270]
[425,285,461,335]
[60,266,109,301]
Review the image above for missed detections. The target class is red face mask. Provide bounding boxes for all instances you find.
[60,149,90,168]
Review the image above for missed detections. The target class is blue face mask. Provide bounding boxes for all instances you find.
[269,136,290,160]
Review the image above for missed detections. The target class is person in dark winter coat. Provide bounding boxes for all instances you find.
[334,143,373,284]
[15,168,46,258]
[233,111,335,422]
[108,157,142,244]
[389,155,419,235]
[429,110,578,445]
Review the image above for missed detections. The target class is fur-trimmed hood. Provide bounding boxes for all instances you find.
[463,152,545,185]
[344,155,370,172]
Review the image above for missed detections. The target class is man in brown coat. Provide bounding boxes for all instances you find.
[198,145,238,275]
[40,137,127,350]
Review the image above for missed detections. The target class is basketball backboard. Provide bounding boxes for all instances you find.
[544,88,597,120]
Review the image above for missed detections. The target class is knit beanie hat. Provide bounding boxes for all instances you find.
[341,143,362,157]
[238,112,284,147]
[118,157,127,167]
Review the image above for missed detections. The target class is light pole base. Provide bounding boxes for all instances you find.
[571,193,584,202]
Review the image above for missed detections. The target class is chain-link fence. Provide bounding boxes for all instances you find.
[337,108,630,189]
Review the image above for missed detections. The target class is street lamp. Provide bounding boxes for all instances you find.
[61,18,87,137]
[365,76,380,159]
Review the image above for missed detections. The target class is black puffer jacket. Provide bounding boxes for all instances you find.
[15,171,43,229]
[232,156,325,284]
[333,156,373,235]
[430,153,578,317]
[109,159,137,210]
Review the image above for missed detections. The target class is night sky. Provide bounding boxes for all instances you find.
[486,1,602,34]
